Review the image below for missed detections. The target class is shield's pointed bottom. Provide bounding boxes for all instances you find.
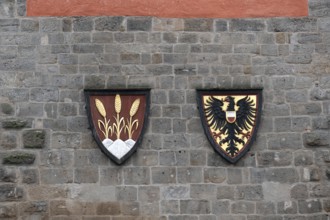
[103,139,135,160]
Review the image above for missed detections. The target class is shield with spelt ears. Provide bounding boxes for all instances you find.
[84,89,150,164]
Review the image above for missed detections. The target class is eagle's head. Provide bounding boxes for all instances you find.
[224,96,235,111]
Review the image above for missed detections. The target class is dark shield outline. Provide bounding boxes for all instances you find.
[196,89,262,164]
[84,89,150,165]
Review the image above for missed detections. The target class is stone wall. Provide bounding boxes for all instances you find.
[0,0,330,219]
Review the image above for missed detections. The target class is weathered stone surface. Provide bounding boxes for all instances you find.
[0,168,16,183]
[298,199,322,214]
[267,18,317,32]
[230,19,265,31]
[303,131,329,147]
[22,129,46,148]
[0,131,17,150]
[0,103,14,115]
[0,184,24,202]
[95,17,124,31]
[0,203,16,218]
[2,118,28,129]
[127,17,152,31]
[21,168,39,184]
[231,201,255,214]
[3,152,35,165]
[40,169,73,184]
[180,200,210,214]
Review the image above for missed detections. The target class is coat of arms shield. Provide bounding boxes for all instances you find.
[197,89,262,163]
[85,89,150,164]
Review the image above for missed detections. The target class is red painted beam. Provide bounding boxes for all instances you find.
[27,0,308,18]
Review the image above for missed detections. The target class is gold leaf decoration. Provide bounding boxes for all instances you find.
[130,98,140,117]
[95,98,106,118]
[115,94,121,114]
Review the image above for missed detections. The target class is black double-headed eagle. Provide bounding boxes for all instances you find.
[204,96,256,157]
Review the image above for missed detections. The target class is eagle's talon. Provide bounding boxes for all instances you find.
[240,131,251,139]
[212,132,222,139]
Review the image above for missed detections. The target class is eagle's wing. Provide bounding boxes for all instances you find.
[204,96,226,130]
[236,96,257,130]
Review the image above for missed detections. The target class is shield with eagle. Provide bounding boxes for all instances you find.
[84,89,150,164]
[197,89,262,163]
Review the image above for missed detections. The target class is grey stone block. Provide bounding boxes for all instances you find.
[161,200,179,214]
[303,131,329,147]
[217,186,235,200]
[0,167,16,183]
[123,167,150,185]
[215,20,228,32]
[236,185,263,201]
[267,18,317,32]
[127,17,152,31]
[40,150,73,167]
[40,169,73,184]
[277,201,297,214]
[174,65,196,75]
[161,186,189,200]
[291,103,322,116]
[0,131,17,150]
[203,45,232,53]
[267,133,302,150]
[0,203,16,218]
[177,167,203,183]
[212,200,230,215]
[309,0,330,17]
[257,151,292,167]
[115,186,136,201]
[21,168,39,184]
[74,167,99,183]
[294,151,314,166]
[30,87,59,102]
[138,186,160,202]
[3,151,35,166]
[0,103,14,115]
[152,167,176,184]
[230,19,265,31]
[0,19,19,32]
[62,18,72,32]
[227,168,242,184]
[178,33,198,43]
[190,184,217,200]
[290,184,309,200]
[0,184,24,202]
[298,199,322,214]
[151,118,171,134]
[265,168,299,183]
[285,54,312,64]
[40,18,61,32]
[222,54,251,65]
[180,200,210,214]
[114,33,134,43]
[21,19,39,32]
[73,17,94,32]
[169,90,185,104]
[184,19,213,32]
[2,118,28,129]
[319,18,330,32]
[73,44,103,53]
[256,202,275,215]
[58,103,78,117]
[231,201,255,214]
[95,17,124,31]
[23,129,46,148]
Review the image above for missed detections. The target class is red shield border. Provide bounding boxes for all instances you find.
[196,89,262,163]
[85,89,150,165]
